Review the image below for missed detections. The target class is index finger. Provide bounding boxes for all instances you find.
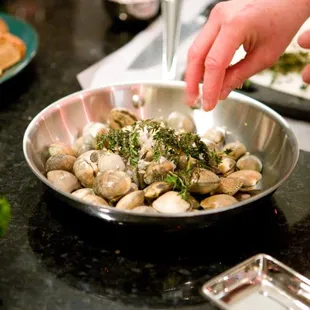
[185,19,221,106]
[202,28,243,111]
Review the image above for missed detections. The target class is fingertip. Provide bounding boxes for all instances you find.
[298,30,310,48]
[202,98,217,111]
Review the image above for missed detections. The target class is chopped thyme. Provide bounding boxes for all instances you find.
[96,119,224,201]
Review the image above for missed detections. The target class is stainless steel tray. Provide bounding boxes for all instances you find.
[201,254,310,310]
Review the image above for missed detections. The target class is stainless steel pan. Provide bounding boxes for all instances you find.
[23,80,299,229]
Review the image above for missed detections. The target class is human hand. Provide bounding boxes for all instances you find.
[298,30,310,84]
[185,0,310,111]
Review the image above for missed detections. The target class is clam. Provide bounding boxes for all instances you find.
[212,177,244,196]
[166,111,196,133]
[72,135,96,157]
[223,141,247,160]
[234,192,252,201]
[47,170,81,193]
[201,138,219,152]
[81,194,109,207]
[73,153,98,188]
[108,108,137,129]
[189,168,220,194]
[115,190,145,210]
[129,183,139,192]
[218,156,236,175]
[131,206,158,214]
[236,154,262,172]
[201,194,238,210]
[203,127,225,144]
[45,154,76,173]
[71,188,94,199]
[93,170,131,201]
[144,160,174,185]
[98,152,125,172]
[227,170,262,191]
[144,181,172,200]
[152,191,191,214]
[178,154,198,170]
[188,195,200,210]
[82,122,108,139]
[48,143,76,157]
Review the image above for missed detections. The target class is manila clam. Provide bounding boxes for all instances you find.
[108,108,137,129]
[144,160,175,185]
[116,190,145,210]
[43,107,265,214]
[236,154,263,172]
[153,191,191,214]
[223,141,247,160]
[47,170,81,193]
[45,154,76,173]
[73,151,98,188]
[82,122,108,139]
[212,177,244,196]
[72,135,96,157]
[227,170,262,191]
[203,127,225,144]
[166,111,196,133]
[201,194,238,210]
[131,206,158,214]
[93,170,131,201]
[144,181,172,200]
[189,168,220,195]
[48,143,76,157]
[98,152,125,172]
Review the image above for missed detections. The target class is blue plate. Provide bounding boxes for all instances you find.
[0,12,39,84]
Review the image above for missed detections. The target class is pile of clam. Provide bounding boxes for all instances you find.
[44,108,263,214]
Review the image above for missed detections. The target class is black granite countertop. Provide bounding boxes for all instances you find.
[1,1,310,309]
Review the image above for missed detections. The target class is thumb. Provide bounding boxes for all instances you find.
[219,49,275,99]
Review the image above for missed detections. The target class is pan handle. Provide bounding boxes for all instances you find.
[161,0,183,81]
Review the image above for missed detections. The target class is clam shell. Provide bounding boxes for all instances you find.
[201,194,238,209]
[48,143,75,157]
[47,170,81,193]
[202,127,225,144]
[131,206,158,214]
[218,156,236,175]
[73,154,98,188]
[144,181,172,199]
[93,170,131,201]
[189,168,220,194]
[98,152,125,172]
[212,177,244,196]
[72,135,96,157]
[82,122,108,139]
[227,170,262,191]
[223,141,247,160]
[201,138,219,152]
[152,191,190,214]
[234,192,252,201]
[45,154,76,173]
[236,154,262,172]
[144,160,174,185]
[71,188,94,199]
[115,191,145,210]
[166,111,196,133]
[81,194,109,207]
[108,108,137,129]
